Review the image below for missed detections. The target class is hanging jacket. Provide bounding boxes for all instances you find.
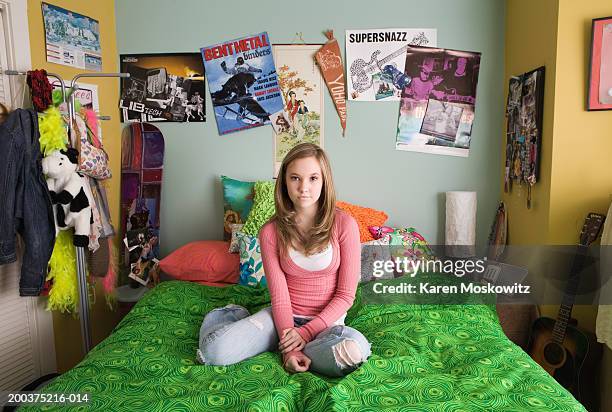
[0,109,55,296]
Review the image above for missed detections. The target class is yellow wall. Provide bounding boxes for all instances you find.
[503,0,612,334]
[503,0,559,245]
[544,0,612,337]
[27,0,123,372]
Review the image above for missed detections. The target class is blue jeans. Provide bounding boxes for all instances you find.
[197,304,371,377]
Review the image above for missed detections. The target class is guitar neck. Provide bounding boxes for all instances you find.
[365,45,411,74]
[378,45,409,66]
[551,245,588,343]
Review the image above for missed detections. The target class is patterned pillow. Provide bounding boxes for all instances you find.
[361,237,393,283]
[221,176,255,240]
[369,226,434,276]
[242,181,276,236]
[336,201,388,242]
[236,231,267,287]
[228,223,244,253]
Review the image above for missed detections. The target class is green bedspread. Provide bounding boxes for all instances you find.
[22,280,586,411]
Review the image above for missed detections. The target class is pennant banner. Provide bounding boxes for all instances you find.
[315,30,346,136]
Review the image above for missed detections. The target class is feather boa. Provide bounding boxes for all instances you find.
[46,231,78,315]
[38,106,67,156]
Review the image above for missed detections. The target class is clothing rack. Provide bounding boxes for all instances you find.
[0,70,114,120]
[3,69,129,355]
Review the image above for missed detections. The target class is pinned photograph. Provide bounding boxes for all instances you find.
[420,99,464,141]
[396,46,481,157]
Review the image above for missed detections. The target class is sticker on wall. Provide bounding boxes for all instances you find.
[201,32,284,135]
[41,3,102,71]
[345,28,437,101]
[271,44,324,177]
[395,46,481,157]
[119,53,206,123]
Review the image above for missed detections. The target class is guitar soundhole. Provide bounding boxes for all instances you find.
[543,342,565,366]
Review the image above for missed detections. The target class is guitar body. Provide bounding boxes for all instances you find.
[350,50,380,93]
[528,317,602,411]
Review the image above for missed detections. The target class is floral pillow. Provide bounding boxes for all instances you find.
[221,176,255,241]
[368,226,434,276]
[236,231,267,287]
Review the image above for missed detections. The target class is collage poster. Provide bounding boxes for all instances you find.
[119,53,206,123]
[345,29,437,101]
[201,32,284,135]
[396,46,481,157]
[272,45,324,177]
[42,2,102,71]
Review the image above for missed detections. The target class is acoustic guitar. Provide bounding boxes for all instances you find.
[527,212,605,411]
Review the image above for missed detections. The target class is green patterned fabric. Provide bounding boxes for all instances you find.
[23,280,585,412]
[242,181,275,236]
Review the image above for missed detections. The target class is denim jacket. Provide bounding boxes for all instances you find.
[0,109,55,296]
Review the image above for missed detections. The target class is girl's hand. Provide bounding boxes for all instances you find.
[279,328,306,353]
[283,353,311,373]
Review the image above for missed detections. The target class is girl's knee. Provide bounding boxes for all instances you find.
[197,332,236,366]
[331,338,370,370]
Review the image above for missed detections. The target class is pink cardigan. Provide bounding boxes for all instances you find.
[259,209,361,361]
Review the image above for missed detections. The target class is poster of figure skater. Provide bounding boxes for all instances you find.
[201,32,284,135]
[396,46,481,157]
[272,44,324,177]
[345,28,436,101]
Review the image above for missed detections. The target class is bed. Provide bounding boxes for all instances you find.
[21,279,586,411]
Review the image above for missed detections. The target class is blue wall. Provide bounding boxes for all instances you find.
[115,0,506,256]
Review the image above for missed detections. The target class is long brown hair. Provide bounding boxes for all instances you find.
[273,143,336,256]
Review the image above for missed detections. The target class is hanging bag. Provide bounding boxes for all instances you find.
[71,113,112,180]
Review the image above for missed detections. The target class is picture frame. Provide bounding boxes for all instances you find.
[587,16,612,111]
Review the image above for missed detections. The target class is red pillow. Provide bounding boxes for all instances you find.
[336,201,388,242]
[159,241,239,287]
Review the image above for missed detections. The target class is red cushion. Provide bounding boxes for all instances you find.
[159,240,239,286]
[336,201,388,242]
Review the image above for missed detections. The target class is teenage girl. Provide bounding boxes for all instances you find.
[197,143,370,377]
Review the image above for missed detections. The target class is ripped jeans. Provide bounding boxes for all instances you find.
[197,304,371,377]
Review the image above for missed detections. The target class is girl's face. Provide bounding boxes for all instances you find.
[285,156,323,213]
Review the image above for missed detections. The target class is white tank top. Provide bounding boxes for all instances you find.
[289,243,346,325]
[288,243,333,271]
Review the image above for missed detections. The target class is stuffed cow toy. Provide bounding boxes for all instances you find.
[42,148,94,247]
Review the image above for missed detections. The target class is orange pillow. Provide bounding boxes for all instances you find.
[336,201,388,242]
[159,241,239,287]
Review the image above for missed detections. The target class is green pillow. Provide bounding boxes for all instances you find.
[221,176,255,240]
[242,181,276,236]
